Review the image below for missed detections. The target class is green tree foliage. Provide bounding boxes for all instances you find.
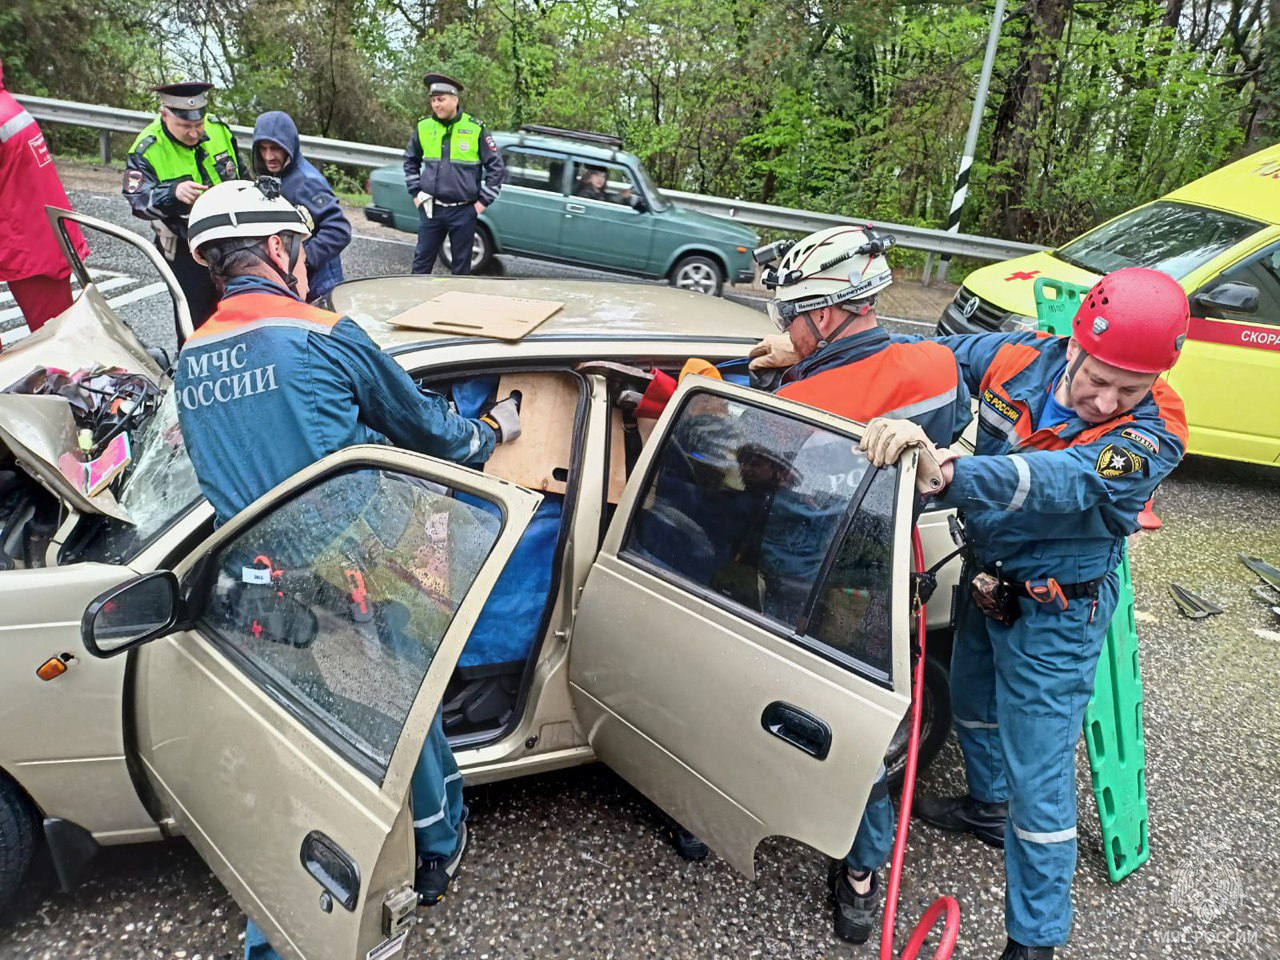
[2,0,1274,245]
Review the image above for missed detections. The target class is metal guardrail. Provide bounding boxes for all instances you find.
[17,92,1047,273]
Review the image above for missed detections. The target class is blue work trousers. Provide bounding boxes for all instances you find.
[411,202,477,275]
[245,712,464,959]
[949,572,1118,947]
[845,762,895,873]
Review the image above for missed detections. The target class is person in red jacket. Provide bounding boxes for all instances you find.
[0,59,88,337]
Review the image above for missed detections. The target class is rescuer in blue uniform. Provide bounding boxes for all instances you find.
[859,268,1191,960]
[177,178,522,960]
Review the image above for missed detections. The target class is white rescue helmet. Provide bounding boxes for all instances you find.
[758,225,894,331]
[187,177,313,264]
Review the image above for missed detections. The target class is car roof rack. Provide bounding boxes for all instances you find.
[518,124,624,151]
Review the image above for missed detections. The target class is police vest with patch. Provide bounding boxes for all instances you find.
[130,117,239,189]
[416,113,482,167]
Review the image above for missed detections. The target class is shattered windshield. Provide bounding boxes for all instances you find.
[61,388,205,565]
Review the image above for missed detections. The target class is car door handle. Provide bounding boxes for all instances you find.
[761,701,832,760]
[300,830,360,912]
[566,203,585,213]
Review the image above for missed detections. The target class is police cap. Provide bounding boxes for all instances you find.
[423,72,464,96]
[152,81,214,121]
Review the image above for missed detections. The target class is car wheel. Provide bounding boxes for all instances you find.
[441,225,494,274]
[883,653,952,791]
[0,774,38,911]
[670,254,724,297]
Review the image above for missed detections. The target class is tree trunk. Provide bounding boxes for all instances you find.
[988,0,1070,240]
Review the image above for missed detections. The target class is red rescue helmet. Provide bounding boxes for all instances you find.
[1071,268,1189,374]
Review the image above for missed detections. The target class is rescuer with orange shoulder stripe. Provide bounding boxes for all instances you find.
[859,268,1190,960]
[742,225,974,945]
[177,178,523,960]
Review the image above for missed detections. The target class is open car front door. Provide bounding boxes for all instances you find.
[83,446,539,960]
[571,377,915,876]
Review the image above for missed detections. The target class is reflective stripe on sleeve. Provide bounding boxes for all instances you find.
[0,109,35,143]
[1006,454,1030,512]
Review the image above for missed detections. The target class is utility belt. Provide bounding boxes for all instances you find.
[417,192,473,218]
[970,564,1102,626]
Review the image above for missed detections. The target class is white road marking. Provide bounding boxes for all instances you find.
[0,276,142,324]
[1253,628,1280,643]
[0,281,169,349]
[354,232,416,247]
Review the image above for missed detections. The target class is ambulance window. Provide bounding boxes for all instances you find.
[1213,242,1280,326]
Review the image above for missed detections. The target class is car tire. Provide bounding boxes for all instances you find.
[883,652,952,792]
[0,774,38,911]
[669,254,724,297]
[441,225,494,274]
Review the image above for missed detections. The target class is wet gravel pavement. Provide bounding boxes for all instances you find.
[2,179,1279,959]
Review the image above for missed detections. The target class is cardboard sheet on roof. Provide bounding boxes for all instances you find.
[387,291,563,341]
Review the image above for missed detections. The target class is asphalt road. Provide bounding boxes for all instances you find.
[1,185,1279,959]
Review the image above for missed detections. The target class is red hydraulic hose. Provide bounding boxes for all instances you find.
[878,530,962,960]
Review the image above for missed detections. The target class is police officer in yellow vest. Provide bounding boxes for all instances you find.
[122,81,248,326]
[402,72,505,275]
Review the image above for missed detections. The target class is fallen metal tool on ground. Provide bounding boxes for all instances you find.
[1168,582,1224,619]
[1239,553,1280,592]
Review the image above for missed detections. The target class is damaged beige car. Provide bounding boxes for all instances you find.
[0,209,962,960]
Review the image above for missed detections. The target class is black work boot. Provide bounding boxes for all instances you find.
[997,938,1054,959]
[913,793,1007,848]
[416,821,468,905]
[665,823,709,861]
[829,864,880,944]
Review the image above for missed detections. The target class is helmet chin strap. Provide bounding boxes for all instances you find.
[803,300,873,348]
[249,233,303,295]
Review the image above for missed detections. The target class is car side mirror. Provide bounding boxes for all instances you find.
[1194,281,1260,315]
[82,571,182,658]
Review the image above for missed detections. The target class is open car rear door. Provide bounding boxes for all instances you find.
[570,377,914,876]
[82,446,539,960]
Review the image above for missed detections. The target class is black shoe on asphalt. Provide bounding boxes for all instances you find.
[997,938,1054,959]
[416,821,468,905]
[830,866,880,944]
[913,792,1008,848]
[667,824,710,861]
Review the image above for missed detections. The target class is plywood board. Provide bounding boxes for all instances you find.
[607,409,657,504]
[388,291,563,341]
[483,372,578,494]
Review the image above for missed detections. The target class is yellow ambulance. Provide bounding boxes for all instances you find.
[938,143,1280,467]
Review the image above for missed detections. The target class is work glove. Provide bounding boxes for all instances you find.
[748,333,800,372]
[859,418,959,496]
[480,392,522,444]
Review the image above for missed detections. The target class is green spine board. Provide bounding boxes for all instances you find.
[1034,277,1150,883]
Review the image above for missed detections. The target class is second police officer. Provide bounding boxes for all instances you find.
[122,81,248,327]
[402,72,506,276]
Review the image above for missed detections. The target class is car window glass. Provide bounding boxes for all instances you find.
[1211,241,1280,326]
[1056,201,1260,280]
[805,467,896,680]
[60,389,204,565]
[571,161,639,206]
[51,217,184,360]
[621,391,894,680]
[197,468,502,781]
[501,148,564,194]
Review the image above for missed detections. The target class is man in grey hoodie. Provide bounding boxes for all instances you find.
[251,111,351,302]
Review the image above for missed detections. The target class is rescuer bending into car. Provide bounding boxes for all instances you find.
[634,225,973,945]
[859,268,1190,959]
[175,177,522,960]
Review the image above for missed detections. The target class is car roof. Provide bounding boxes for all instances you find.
[1163,141,1280,225]
[492,130,637,167]
[329,276,771,352]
